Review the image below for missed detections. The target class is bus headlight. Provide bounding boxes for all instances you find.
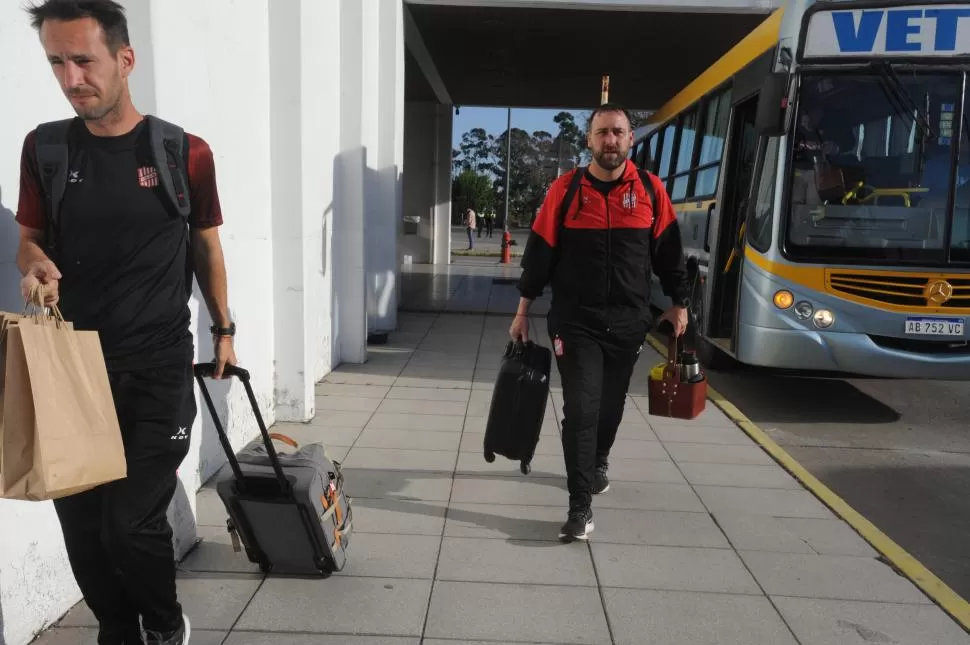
[794,301,814,320]
[773,290,794,309]
[813,309,835,328]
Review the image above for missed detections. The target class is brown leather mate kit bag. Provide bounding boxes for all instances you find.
[648,331,707,420]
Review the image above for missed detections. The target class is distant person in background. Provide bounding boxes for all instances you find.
[486,209,496,237]
[465,207,476,249]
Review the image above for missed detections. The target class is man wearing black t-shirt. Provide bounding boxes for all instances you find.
[15,2,235,644]
[512,104,690,541]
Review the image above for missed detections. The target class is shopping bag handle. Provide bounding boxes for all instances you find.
[194,362,250,381]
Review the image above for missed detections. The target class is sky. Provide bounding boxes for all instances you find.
[452,106,587,149]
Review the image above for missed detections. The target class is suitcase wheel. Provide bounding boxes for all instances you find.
[520,461,531,475]
[258,561,272,574]
[484,450,495,463]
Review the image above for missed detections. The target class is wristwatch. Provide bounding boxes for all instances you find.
[210,322,236,337]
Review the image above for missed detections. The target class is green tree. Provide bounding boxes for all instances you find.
[451,170,494,224]
[494,127,549,227]
[552,111,584,169]
[453,127,498,176]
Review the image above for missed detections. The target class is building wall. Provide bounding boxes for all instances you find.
[0,0,403,643]
[402,102,438,265]
[401,101,453,266]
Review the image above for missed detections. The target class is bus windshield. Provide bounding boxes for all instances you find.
[786,70,970,265]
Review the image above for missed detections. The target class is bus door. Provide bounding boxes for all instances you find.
[708,93,760,352]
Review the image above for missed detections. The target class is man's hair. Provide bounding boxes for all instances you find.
[27,0,130,53]
[587,103,633,131]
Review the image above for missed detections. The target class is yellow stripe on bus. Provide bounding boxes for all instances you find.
[647,7,784,127]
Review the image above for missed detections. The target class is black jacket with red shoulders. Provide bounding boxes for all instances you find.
[518,159,689,329]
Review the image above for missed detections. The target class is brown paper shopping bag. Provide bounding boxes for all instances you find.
[1,307,126,501]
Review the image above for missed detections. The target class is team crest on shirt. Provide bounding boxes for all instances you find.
[622,192,637,209]
[137,166,159,188]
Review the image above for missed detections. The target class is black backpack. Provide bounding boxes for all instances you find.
[34,115,192,260]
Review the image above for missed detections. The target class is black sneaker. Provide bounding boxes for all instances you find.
[144,615,191,645]
[559,507,594,541]
[593,464,610,495]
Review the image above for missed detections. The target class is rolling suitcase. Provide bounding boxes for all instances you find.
[194,362,353,576]
[483,340,552,474]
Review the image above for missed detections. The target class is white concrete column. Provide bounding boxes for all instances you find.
[433,103,454,265]
[402,102,438,264]
[269,0,313,421]
[302,0,340,382]
[368,0,405,332]
[335,0,368,364]
[361,0,382,337]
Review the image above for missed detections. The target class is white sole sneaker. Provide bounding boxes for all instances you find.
[559,520,594,541]
[182,614,191,645]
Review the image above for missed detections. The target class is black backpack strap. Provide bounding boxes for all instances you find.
[147,115,191,219]
[557,166,585,230]
[637,168,657,213]
[34,118,75,258]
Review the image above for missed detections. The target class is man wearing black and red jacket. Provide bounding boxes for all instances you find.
[511,104,689,541]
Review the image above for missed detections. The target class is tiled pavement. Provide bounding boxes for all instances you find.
[37,311,970,644]
[399,257,551,316]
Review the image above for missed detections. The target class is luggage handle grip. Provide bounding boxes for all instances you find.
[194,362,292,496]
[194,362,250,381]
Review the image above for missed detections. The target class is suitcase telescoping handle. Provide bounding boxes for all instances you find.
[193,362,291,495]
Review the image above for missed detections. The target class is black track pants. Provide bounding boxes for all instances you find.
[550,319,643,509]
[52,361,196,645]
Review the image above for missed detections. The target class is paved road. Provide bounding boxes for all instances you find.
[693,357,970,600]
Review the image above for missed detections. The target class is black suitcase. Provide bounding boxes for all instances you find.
[194,362,353,576]
[483,341,552,474]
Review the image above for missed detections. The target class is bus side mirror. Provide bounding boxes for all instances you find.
[755,72,789,136]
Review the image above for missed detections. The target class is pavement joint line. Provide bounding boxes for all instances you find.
[643,333,970,634]
[418,310,472,644]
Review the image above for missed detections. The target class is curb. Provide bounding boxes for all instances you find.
[643,334,970,634]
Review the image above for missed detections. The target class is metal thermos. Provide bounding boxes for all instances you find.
[681,350,702,383]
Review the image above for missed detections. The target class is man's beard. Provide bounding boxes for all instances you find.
[593,148,626,171]
[71,90,120,122]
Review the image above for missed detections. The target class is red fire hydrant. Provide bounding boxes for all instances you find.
[500,229,512,264]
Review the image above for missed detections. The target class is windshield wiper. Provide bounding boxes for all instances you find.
[871,61,936,140]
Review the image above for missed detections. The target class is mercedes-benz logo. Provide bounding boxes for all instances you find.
[924,280,954,305]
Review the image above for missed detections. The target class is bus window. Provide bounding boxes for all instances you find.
[748,137,780,252]
[694,90,731,197]
[953,105,970,263]
[672,110,699,200]
[657,123,676,179]
[648,135,658,172]
[786,71,963,264]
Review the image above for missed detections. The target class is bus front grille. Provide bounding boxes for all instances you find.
[826,272,970,310]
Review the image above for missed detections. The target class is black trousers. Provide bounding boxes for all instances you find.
[550,317,644,509]
[53,361,196,645]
